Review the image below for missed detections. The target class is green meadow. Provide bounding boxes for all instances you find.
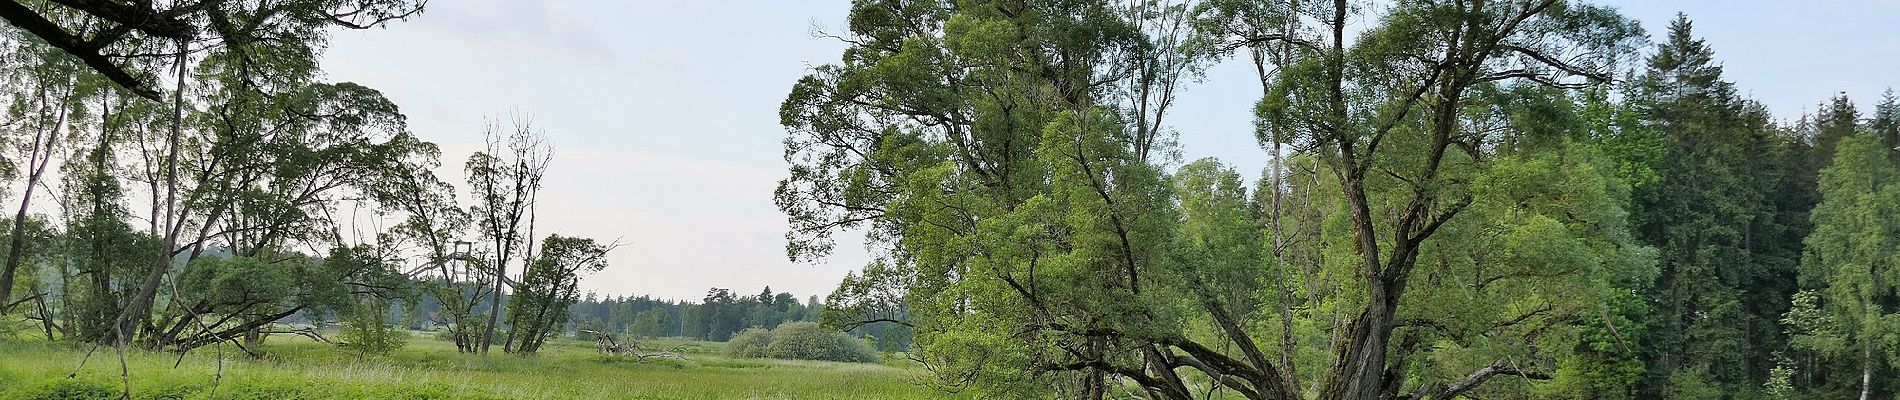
[0,333,959,400]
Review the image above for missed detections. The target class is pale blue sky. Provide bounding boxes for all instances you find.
[319,1,1899,300]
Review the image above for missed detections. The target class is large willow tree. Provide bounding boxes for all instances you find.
[782,1,1651,399]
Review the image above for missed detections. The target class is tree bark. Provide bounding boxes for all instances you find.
[0,134,44,314]
[478,227,510,354]
[1859,344,1872,400]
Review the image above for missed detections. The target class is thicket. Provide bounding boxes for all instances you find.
[725,322,878,363]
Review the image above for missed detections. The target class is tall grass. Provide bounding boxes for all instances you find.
[0,332,958,399]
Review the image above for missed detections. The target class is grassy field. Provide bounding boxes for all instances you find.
[0,331,962,399]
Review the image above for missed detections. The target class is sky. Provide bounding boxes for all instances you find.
[316,1,1900,301]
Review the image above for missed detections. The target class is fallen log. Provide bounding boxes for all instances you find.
[581,330,688,362]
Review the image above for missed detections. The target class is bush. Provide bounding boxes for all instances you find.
[338,299,407,356]
[726,327,772,358]
[429,320,493,348]
[724,322,877,363]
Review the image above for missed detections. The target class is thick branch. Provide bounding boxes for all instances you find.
[43,0,197,38]
[0,1,162,99]
[1498,43,1611,83]
[1422,361,1553,400]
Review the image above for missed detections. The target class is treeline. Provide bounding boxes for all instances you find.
[562,287,909,350]
[564,287,814,341]
[784,1,1896,399]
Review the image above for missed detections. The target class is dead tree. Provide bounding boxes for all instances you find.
[582,330,686,362]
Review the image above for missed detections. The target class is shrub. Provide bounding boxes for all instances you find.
[429,320,493,348]
[725,327,773,358]
[431,327,456,341]
[338,299,407,356]
[725,322,877,363]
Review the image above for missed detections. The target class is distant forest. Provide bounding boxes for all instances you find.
[318,284,911,351]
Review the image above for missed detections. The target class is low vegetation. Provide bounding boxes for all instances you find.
[0,332,949,400]
[726,322,878,363]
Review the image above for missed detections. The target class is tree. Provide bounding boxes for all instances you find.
[1626,15,1807,396]
[0,34,87,314]
[78,0,436,349]
[1793,133,1899,400]
[1813,93,1862,161]
[0,0,441,369]
[629,308,674,338]
[773,292,796,313]
[465,118,551,354]
[697,287,738,341]
[502,234,614,355]
[370,136,482,352]
[117,76,432,350]
[338,297,408,357]
[1871,89,1899,153]
[50,88,160,342]
[782,0,1641,398]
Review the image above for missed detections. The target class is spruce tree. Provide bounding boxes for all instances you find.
[1631,14,1805,397]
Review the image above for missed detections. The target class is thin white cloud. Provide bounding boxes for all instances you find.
[406,0,625,67]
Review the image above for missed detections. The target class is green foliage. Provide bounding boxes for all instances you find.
[562,289,824,343]
[1665,370,1725,400]
[339,298,409,357]
[177,257,297,314]
[726,327,773,358]
[1,1,1891,399]
[163,245,408,352]
[1763,355,1797,400]
[725,322,878,364]
[503,234,612,354]
[1783,291,1845,358]
[56,164,164,342]
[1628,15,1809,397]
[784,0,1646,398]
[772,322,880,364]
[0,3,446,347]
[628,308,676,338]
[1791,133,1900,398]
